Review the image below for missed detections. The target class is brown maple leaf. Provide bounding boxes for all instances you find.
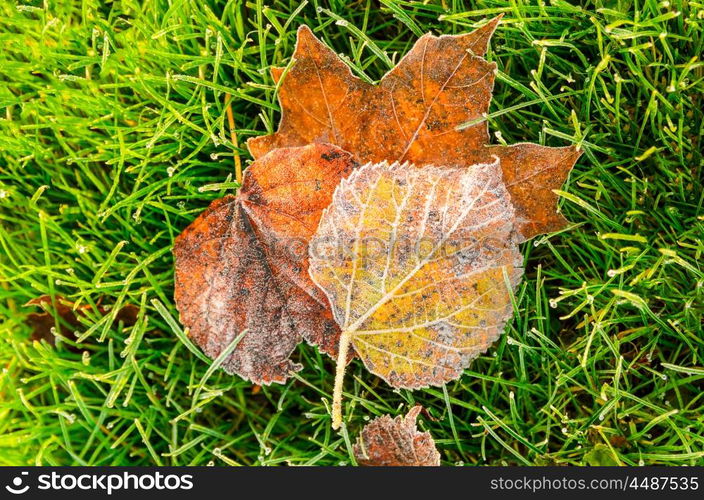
[173,143,358,384]
[353,406,440,466]
[247,17,581,239]
[25,295,138,346]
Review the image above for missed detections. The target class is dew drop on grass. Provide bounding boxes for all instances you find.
[549,299,558,308]
[167,166,175,177]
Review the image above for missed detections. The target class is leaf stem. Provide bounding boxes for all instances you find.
[224,93,242,186]
[332,331,351,430]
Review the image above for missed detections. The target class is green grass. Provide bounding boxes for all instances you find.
[1,0,702,466]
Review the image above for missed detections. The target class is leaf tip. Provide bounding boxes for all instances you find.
[245,135,264,159]
[463,14,504,55]
[295,24,326,52]
[270,66,285,84]
[296,24,314,37]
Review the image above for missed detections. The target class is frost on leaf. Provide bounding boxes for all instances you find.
[247,18,581,239]
[173,144,357,384]
[354,406,440,466]
[308,159,523,427]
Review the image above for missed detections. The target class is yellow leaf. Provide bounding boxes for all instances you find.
[309,158,523,428]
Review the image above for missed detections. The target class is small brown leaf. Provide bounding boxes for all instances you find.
[173,143,358,384]
[354,406,440,466]
[248,18,581,239]
[609,435,629,449]
[25,295,138,345]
